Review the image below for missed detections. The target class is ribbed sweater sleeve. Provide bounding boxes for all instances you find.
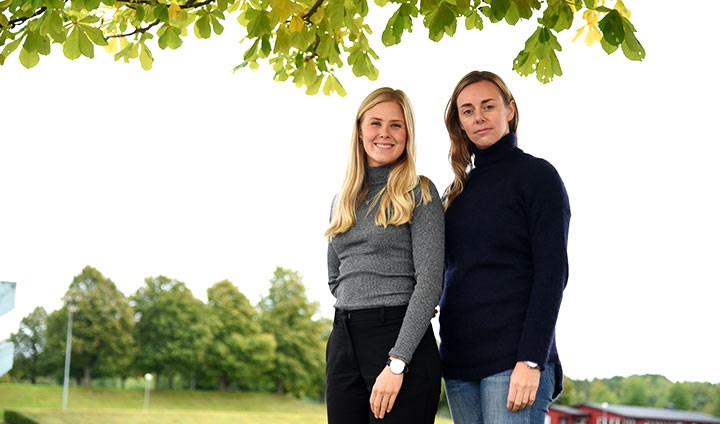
[388,181,444,363]
[517,159,571,366]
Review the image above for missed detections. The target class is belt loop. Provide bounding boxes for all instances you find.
[381,306,385,323]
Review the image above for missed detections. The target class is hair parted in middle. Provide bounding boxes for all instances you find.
[443,70,519,209]
[325,87,432,240]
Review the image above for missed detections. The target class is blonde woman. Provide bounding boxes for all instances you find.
[325,87,444,423]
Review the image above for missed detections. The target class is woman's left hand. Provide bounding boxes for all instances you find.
[506,361,540,412]
[370,366,404,419]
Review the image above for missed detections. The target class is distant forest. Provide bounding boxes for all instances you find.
[556,373,720,416]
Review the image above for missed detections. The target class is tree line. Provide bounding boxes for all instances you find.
[7,265,330,398]
[556,374,720,417]
[6,265,720,416]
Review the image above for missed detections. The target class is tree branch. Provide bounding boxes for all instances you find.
[9,7,46,29]
[302,0,323,20]
[106,19,160,39]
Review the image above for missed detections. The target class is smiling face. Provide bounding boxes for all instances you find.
[457,80,516,150]
[359,101,408,167]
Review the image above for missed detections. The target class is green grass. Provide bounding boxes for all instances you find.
[0,383,453,423]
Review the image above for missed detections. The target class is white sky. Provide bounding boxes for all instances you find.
[1,1,719,384]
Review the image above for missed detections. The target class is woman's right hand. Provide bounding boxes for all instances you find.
[369,366,404,419]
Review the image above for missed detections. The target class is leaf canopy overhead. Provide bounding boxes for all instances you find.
[0,0,644,94]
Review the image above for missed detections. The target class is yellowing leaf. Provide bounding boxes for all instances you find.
[582,9,600,25]
[269,0,291,24]
[614,0,631,19]
[168,3,187,26]
[289,15,303,33]
[585,24,602,46]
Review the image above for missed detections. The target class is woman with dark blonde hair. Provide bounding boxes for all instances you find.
[439,71,571,423]
[325,87,444,423]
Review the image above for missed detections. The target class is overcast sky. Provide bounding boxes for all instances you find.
[2,1,719,384]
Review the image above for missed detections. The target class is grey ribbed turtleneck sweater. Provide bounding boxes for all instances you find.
[327,165,444,363]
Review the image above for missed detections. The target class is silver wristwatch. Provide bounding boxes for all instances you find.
[523,360,540,370]
[387,358,408,375]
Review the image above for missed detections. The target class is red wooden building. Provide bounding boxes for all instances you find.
[547,402,720,424]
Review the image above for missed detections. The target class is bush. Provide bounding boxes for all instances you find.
[4,410,39,424]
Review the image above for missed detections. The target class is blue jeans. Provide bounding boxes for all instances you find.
[444,363,555,424]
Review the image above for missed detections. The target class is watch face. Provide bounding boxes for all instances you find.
[390,360,405,374]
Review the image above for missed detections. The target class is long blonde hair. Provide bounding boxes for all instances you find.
[325,87,431,240]
[443,71,519,209]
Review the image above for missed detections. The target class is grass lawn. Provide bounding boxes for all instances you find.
[0,383,453,423]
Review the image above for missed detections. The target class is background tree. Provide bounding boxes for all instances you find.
[619,375,649,406]
[667,383,692,410]
[131,275,211,389]
[555,375,578,406]
[0,0,644,93]
[258,266,329,397]
[588,379,619,404]
[57,266,135,386]
[8,307,48,384]
[43,308,81,384]
[204,279,276,391]
[709,384,720,417]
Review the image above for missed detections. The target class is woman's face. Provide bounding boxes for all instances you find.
[457,80,515,150]
[359,101,408,167]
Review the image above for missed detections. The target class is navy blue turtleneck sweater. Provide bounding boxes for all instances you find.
[439,132,570,398]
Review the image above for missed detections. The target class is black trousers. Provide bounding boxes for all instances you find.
[326,305,442,424]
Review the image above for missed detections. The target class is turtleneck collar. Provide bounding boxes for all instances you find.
[366,164,392,186]
[471,132,518,168]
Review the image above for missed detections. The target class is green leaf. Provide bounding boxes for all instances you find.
[139,43,153,69]
[464,10,483,31]
[22,30,37,52]
[347,48,378,80]
[424,2,457,42]
[273,26,290,53]
[36,34,51,55]
[246,8,271,38]
[305,73,322,95]
[47,11,66,42]
[512,26,562,83]
[78,28,94,58]
[81,25,108,46]
[63,27,81,59]
[1,36,23,58]
[260,35,270,57]
[322,74,346,96]
[381,4,414,46]
[211,16,224,35]
[505,2,520,25]
[0,13,8,29]
[160,25,183,49]
[600,38,618,54]
[154,4,169,22]
[195,15,211,38]
[598,9,624,46]
[481,0,510,23]
[620,18,645,61]
[19,46,39,68]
